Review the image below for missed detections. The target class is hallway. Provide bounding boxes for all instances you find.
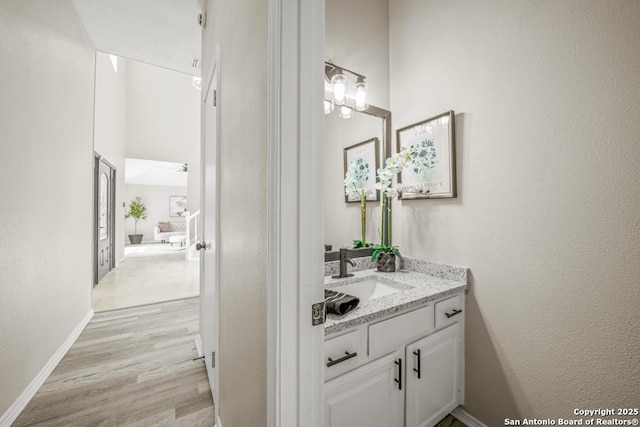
[93,244,199,312]
[13,298,214,426]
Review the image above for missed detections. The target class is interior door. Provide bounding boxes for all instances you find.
[200,49,220,412]
[95,156,115,284]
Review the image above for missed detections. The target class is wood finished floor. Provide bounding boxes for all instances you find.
[13,296,465,426]
[13,298,214,426]
[436,414,468,427]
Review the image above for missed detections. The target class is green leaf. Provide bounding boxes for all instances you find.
[125,197,147,221]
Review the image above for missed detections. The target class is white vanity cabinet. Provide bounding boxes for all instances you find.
[324,293,465,427]
[324,351,404,427]
[405,323,461,427]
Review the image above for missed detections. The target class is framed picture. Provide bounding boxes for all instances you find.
[169,196,188,217]
[343,137,380,203]
[397,110,456,199]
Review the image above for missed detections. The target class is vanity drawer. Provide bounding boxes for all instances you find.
[324,327,366,380]
[368,305,434,358]
[435,295,463,329]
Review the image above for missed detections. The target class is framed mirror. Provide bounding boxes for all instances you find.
[324,102,391,259]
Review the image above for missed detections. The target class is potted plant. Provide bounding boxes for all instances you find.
[372,143,435,272]
[125,197,147,244]
[372,243,402,273]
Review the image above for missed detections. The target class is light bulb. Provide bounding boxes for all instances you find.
[331,71,347,105]
[354,79,368,111]
[324,100,334,114]
[339,106,352,119]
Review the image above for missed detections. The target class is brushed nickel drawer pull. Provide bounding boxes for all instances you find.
[327,351,357,367]
[445,308,463,318]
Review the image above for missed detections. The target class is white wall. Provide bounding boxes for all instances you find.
[0,0,95,418]
[202,0,268,425]
[324,0,390,249]
[389,1,640,424]
[125,60,201,214]
[94,52,128,263]
[124,184,187,242]
[325,0,390,110]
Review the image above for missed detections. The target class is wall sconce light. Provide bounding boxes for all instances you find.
[339,105,353,119]
[330,70,348,105]
[324,61,369,114]
[324,100,335,115]
[354,77,368,111]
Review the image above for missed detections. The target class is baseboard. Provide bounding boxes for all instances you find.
[452,406,488,427]
[0,309,94,427]
[195,334,203,358]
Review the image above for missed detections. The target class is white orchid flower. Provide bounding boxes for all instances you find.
[385,187,399,199]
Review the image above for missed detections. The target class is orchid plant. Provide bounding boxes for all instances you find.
[344,157,373,248]
[373,141,438,260]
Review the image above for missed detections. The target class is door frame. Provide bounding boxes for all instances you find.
[93,152,116,286]
[266,0,325,426]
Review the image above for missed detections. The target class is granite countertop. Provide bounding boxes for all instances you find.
[324,258,469,336]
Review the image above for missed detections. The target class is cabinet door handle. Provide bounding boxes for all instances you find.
[445,308,463,318]
[394,358,402,390]
[413,349,421,379]
[326,351,357,367]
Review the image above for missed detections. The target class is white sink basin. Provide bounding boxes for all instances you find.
[332,278,408,302]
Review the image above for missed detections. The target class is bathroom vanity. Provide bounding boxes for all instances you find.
[323,259,468,427]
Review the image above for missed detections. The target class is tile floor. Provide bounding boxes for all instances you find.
[93,243,199,312]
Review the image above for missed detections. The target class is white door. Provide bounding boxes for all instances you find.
[324,351,404,427]
[405,323,460,427]
[200,47,220,411]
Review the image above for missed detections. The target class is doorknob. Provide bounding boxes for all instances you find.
[196,241,207,251]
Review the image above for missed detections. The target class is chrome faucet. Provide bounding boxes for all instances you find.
[332,248,356,279]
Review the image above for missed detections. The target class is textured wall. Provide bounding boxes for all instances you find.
[324,0,390,249]
[325,0,390,110]
[0,0,95,417]
[94,52,128,264]
[201,0,268,425]
[389,0,640,424]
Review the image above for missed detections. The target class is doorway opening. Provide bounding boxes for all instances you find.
[91,53,202,312]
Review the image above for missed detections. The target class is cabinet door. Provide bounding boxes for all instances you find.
[405,323,461,427]
[324,351,404,427]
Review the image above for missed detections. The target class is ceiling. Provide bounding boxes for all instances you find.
[72,0,202,76]
[125,158,188,187]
